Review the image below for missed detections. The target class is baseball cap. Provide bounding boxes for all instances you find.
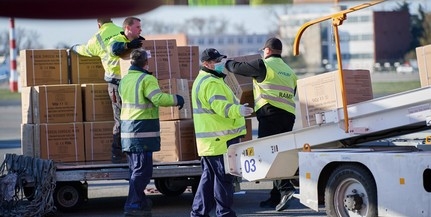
[200,48,227,62]
[261,37,282,51]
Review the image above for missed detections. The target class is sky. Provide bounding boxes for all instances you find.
[0,0,429,49]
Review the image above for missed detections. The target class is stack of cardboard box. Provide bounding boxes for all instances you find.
[21,49,86,162]
[20,39,257,163]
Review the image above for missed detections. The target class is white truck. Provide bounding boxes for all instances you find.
[224,1,431,216]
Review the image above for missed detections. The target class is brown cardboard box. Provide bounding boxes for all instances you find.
[34,123,85,162]
[240,118,253,142]
[119,40,181,80]
[32,84,83,123]
[20,49,69,87]
[84,121,119,161]
[21,123,34,157]
[21,86,33,124]
[81,83,113,122]
[297,69,373,127]
[158,78,192,121]
[69,52,105,84]
[145,33,188,46]
[177,46,200,80]
[155,120,198,162]
[223,54,261,109]
[416,44,431,87]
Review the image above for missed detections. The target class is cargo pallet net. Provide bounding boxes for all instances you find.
[0,154,56,217]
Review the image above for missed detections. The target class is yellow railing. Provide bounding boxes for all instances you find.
[293,0,386,133]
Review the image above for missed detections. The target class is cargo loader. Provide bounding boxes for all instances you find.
[224,1,431,216]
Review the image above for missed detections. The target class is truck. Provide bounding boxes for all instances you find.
[224,1,431,216]
[1,153,202,214]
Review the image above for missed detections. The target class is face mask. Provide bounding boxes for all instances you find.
[214,61,225,74]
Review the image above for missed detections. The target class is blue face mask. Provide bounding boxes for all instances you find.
[214,61,225,74]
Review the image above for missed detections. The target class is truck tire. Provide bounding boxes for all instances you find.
[154,178,187,196]
[23,186,36,201]
[54,181,87,212]
[325,164,377,217]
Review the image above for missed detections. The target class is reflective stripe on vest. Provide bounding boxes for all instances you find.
[195,126,246,139]
[121,131,160,138]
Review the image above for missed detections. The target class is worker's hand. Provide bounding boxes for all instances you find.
[239,103,253,117]
[127,38,143,49]
[176,95,185,110]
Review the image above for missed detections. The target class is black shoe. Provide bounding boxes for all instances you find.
[259,198,279,208]
[275,190,295,211]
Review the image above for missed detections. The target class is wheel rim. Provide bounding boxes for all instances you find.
[334,177,369,217]
[56,185,80,208]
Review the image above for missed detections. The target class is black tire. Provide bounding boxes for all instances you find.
[154,178,187,196]
[23,186,36,201]
[54,182,86,212]
[325,164,377,217]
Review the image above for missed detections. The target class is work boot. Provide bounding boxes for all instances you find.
[275,190,295,211]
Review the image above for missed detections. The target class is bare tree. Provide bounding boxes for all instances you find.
[0,27,43,56]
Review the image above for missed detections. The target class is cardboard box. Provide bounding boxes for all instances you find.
[21,123,34,157]
[223,54,261,109]
[81,83,113,122]
[32,84,83,123]
[158,78,192,121]
[416,44,431,87]
[145,33,188,46]
[177,46,200,80]
[84,121,118,161]
[20,49,69,87]
[155,120,198,162]
[21,86,33,124]
[119,40,181,80]
[240,118,253,142]
[69,52,105,84]
[34,123,85,162]
[297,69,373,127]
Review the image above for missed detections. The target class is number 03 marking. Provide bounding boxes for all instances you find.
[244,159,256,173]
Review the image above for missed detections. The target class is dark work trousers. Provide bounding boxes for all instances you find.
[257,110,296,200]
[124,151,153,211]
[191,137,240,217]
[108,83,122,156]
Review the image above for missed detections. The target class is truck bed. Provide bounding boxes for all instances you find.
[55,159,202,182]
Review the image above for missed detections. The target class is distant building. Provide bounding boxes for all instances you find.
[187,34,270,58]
[280,8,411,73]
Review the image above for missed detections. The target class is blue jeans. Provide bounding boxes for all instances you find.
[124,152,153,211]
[191,138,239,217]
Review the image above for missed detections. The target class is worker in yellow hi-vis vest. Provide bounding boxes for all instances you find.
[190,48,253,217]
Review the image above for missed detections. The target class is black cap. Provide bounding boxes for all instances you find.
[200,48,227,62]
[262,37,282,51]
